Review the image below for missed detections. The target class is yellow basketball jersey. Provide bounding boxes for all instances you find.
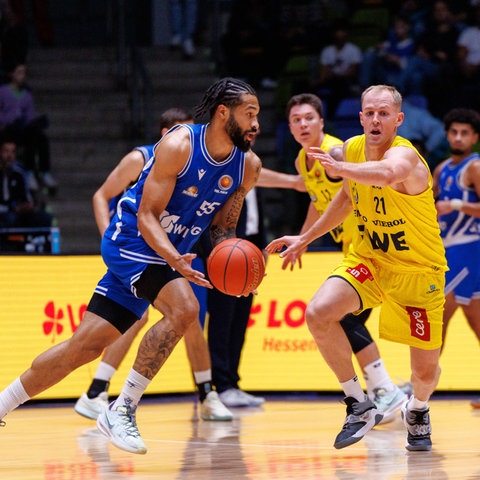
[298,133,355,250]
[345,135,447,272]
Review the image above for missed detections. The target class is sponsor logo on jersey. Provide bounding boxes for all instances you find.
[445,176,453,190]
[215,175,234,194]
[198,169,206,180]
[182,185,198,198]
[352,185,359,204]
[427,283,441,294]
[407,306,430,341]
[218,175,233,190]
[160,211,202,238]
[346,263,373,283]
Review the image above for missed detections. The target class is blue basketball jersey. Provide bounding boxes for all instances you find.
[104,123,246,264]
[107,144,154,218]
[437,153,480,248]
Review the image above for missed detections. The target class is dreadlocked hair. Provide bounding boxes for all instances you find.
[193,77,257,120]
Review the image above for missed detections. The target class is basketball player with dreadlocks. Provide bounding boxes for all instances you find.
[0,78,262,455]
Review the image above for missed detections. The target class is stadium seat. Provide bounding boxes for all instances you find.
[333,97,363,141]
[404,94,428,110]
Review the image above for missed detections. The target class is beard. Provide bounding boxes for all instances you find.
[450,148,465,156]
[226,115,254,152]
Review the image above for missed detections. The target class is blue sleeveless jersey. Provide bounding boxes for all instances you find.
[104,123,246,264]
[437,153,480,248]
[108,144,154,218]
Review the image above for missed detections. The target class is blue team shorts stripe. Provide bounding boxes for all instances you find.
[119,248,167,264]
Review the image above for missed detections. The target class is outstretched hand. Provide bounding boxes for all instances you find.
[308,147,343,178]
[265,235,307,271]
[171,253,213,288]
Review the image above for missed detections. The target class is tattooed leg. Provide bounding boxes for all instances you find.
[133,322,182,380]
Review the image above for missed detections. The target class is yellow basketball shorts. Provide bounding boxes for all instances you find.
[330,252,445,350]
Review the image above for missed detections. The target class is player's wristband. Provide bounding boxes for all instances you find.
[450,199,464,210]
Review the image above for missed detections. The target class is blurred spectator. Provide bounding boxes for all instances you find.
[0,63,57,194]
[221,0,285,89]
[168,0,197,59]
[8,0,53,47]
[277,0,329,56]
[0,0,28,74]
[0,136,52,228]
[396,0,428,40]
[397,99,449,171]
[310,22,362,118]
[359,15,419,94]
[449,0,471,31]
[403,0,462,117]
[457,5,480,84]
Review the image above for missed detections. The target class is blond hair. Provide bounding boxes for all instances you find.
[361,85,402,109]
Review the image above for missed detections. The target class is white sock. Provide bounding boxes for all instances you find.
[408,396,428,411]
[193,369,212,384]
[340,375,366,403]
[94,361,117,382]
[0,378,30,419]
[112,369,151,410]
[363,359,395,395]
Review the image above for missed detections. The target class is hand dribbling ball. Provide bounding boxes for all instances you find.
[207,238,265,296]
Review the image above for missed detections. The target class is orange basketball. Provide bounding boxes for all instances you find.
[207,238,265,296]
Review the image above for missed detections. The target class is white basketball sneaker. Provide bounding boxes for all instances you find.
[74,392,108,420]
[97,403,147,455]
[200,391,234,421]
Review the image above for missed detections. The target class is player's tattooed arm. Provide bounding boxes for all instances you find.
[210,224,235,246]
[210,187,247,247]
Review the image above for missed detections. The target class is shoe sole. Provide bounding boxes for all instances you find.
[96,414,147,455]
[221,399,264,408]
[334,412,384,449]
[241,393,266,407]
[219,401,251,408]
[74,404,99,420]
[405,441,432,452]
[200,414,233,421]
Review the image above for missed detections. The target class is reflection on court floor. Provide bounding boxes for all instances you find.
[0,394,478,479]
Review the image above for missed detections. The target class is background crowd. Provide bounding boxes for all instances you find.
[0,0,56,244]
[0,0,479,250]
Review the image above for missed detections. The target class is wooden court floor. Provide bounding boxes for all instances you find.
[0,393,479,479]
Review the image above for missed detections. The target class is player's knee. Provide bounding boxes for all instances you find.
[305,300,331,332]
[173,297,200,331]
[340,314,374,353]
[412,363,440,387]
